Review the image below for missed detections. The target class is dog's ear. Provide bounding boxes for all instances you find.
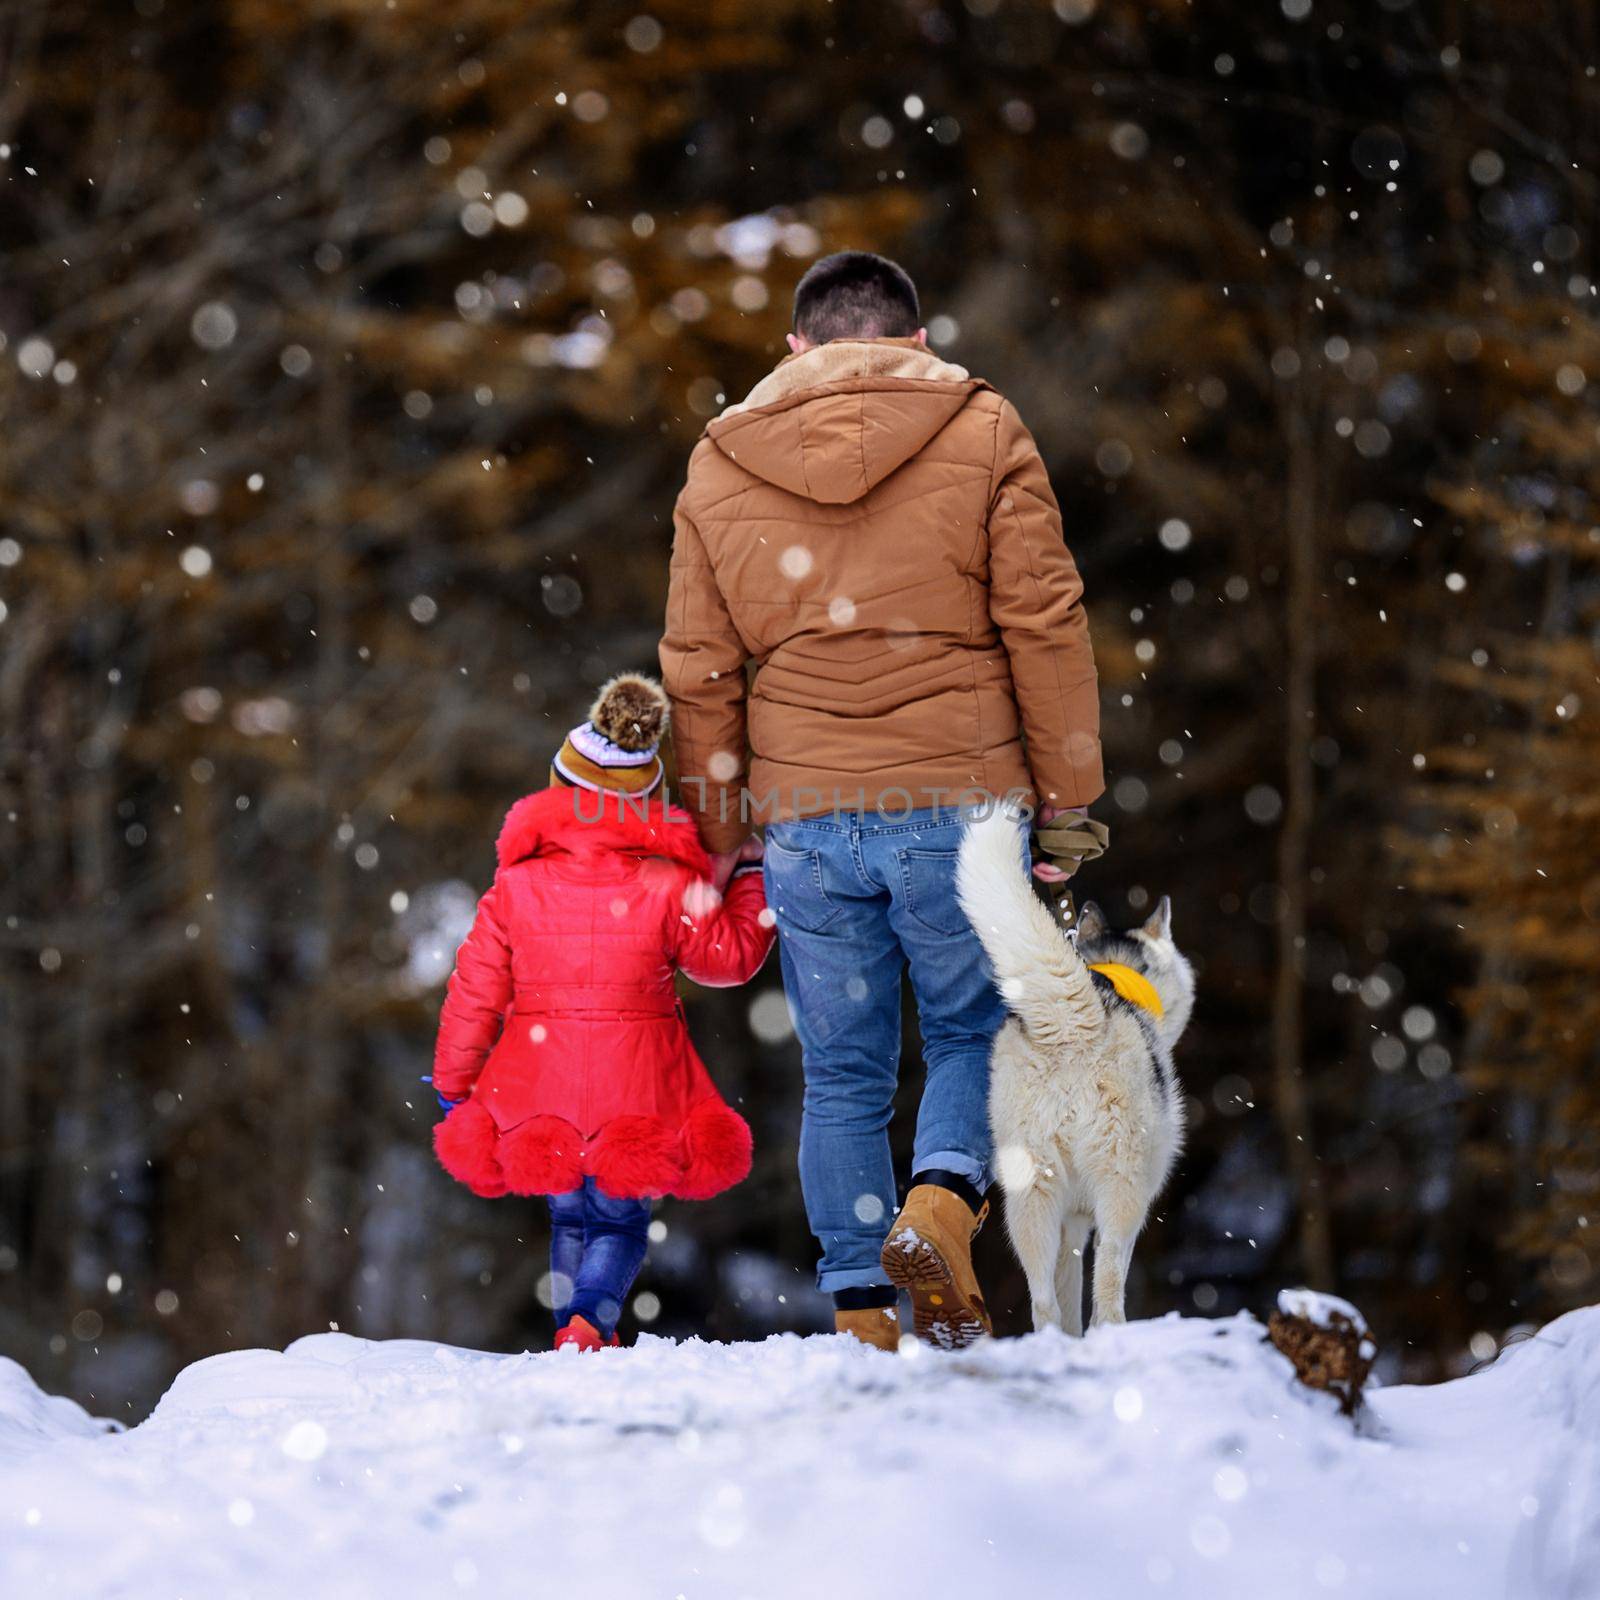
[1075,899,1108,941]
[1140,895,1173,941]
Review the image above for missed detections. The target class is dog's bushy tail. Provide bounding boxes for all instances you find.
[956,805,1101,1044]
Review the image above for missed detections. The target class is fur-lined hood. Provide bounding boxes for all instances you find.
[495,786,711,877]
[704,337,985,505]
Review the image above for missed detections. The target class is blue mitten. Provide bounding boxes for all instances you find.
[420,1075,462,1116]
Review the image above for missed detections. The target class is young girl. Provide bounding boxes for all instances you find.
[431,674,772,1350]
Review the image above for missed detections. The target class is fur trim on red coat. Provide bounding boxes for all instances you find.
[498,1115,584,1196]
[433,1101,753,1201]
[588,1115,686,1200]
[434,1101,508,1198]
[672,1099,754,1201]
[495,786,711,877]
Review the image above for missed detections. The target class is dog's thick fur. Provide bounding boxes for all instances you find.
[957,808,1193,1334]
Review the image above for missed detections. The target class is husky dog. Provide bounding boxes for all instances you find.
[957,807,1193,1334]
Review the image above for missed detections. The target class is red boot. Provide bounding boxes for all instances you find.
[554,1315,623,1351]
[554,1315,605,1352]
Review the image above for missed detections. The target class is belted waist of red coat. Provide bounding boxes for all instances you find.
[509,987,679,1017]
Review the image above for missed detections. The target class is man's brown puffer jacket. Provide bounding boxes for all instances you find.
[660,337,1102,854]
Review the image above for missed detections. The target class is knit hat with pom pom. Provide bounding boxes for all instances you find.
[550,673,669,796]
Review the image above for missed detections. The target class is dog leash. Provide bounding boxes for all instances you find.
[1029,814,1110,930]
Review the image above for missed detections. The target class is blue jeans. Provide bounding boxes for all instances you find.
[764,807,1015,1294]
[547,1177,651,1338]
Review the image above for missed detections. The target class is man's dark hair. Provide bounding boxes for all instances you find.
[792,251,921,343]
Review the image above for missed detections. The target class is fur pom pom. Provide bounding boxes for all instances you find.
[673,1100,753,1201]
[434,1101,508,1199]
[589,673,668,753]
[588,1115,685,1199]
[498,1115,585,1196]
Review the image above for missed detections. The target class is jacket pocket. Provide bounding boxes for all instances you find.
[763,838,841,935]
[897,847,969,937]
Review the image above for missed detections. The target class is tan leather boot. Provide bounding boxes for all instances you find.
[880,1184,992,1349]
[834,1305,903,1352]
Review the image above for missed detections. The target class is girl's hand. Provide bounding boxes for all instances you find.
[422,1074,463,1115]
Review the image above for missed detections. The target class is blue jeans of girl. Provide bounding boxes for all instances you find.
[764,806,1017,1295]
[547,1177,651,1338]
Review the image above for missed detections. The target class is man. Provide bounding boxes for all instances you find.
[660,251,1102,1349]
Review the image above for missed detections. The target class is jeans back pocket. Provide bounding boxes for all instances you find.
[897,847,969,938]
[764,837,842,935]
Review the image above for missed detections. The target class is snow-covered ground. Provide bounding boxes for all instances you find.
[3,1307,1597,1599]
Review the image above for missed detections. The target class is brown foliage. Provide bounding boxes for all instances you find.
[1268,1307,1375,1418]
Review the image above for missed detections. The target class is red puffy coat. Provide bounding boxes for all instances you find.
[431,786,773,1202]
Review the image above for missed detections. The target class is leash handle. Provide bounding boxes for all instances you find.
[1029,815,1108,931]
[1031,814,1110,871]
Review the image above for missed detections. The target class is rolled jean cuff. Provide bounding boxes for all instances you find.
[914,1149,991,1195]
[817,1264,895,1296]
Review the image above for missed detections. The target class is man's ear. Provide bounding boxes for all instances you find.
[914,326,929,348]
[1076,900,1108,941]
[786,332,811,356]
[1141,896,1173,941]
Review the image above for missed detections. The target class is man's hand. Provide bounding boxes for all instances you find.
[1032,805,1087,883]
[1036,805,1080,825]
[709,846,743,892]
[710,834,764,891]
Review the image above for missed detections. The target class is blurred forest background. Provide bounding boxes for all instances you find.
[2,0,1597,1420]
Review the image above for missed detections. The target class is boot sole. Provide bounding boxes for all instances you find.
[880,1226,990,1350]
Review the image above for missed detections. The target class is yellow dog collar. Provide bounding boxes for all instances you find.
[1089,962,1165,1019]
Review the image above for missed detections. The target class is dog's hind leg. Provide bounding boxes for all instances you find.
[1089,1168,1153,1328]
[1005,1180,1065,1332]
[1054,1212,1091,1337]
[1089,1227,1138,1327]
